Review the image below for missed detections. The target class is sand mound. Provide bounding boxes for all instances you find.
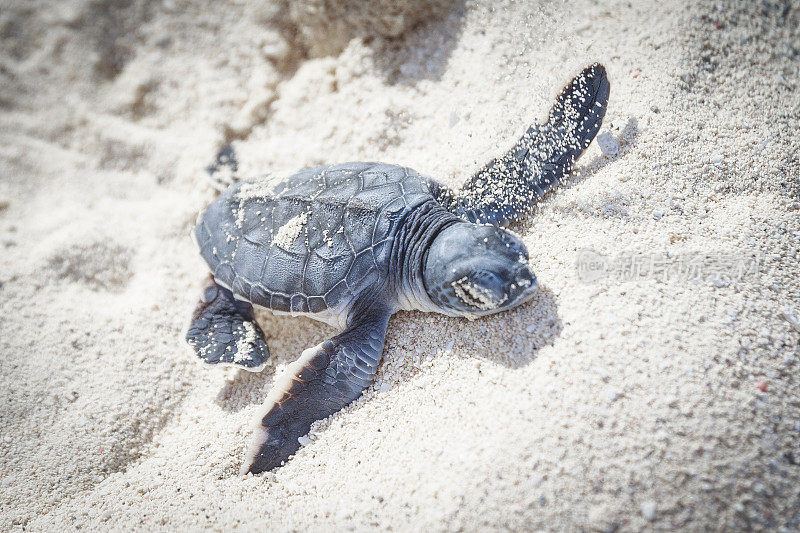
[289,0,459,57]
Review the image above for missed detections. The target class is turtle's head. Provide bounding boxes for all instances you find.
[423,222,538,318]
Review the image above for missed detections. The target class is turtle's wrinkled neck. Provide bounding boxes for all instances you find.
[390,199,461,313]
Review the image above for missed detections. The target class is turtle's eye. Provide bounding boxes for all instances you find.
[498,231,517,246]
[492,228,527,259]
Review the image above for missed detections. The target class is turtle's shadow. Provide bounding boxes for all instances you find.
[215,284,561,413]
[386,284,561,372]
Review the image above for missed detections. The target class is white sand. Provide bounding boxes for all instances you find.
[1,0,799,530]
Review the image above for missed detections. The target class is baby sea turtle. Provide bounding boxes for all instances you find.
[187,64,609,474]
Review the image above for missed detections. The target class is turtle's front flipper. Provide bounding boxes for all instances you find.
[244,305,392,474]
[186,278,270,372]
[450,63,610,226]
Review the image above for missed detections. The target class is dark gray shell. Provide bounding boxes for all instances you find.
[195,162,434,317]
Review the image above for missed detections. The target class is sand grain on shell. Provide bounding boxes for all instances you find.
[1,0,799,531]
[272,211,310,249]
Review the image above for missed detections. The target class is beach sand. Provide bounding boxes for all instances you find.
[1,0,799,530]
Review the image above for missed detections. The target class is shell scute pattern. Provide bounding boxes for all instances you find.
[347,249,377,289]
[270,166,323,197]
[249,284,271,306]
[342,206,377,254]
[349,182,400,212]
[270,293,290,311]
[264,247,304,292]
[306,205,344,249]
[324,280,349,308]
[196,162,434,316]
[241,203,274,246]
[303,252,351,295]
[213,262,235,283]
[233,239,265,282]
[278,173,326,200]
[290,294,309,314]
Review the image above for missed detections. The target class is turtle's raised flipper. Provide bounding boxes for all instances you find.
[244,306,391,474]
[450,63,610,226]
[186,278,270,372]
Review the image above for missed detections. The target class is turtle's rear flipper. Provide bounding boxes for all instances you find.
[186,279,270,372]
[449,63,610,226]
[204,144,239,192]
[243,305,391,474]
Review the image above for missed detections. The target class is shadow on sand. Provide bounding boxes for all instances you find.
[214,283,561,413]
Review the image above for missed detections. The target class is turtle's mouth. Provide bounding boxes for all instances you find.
[451,265,538,316]
[451,274,508,311]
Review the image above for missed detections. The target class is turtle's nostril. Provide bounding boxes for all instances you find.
[515,266,536,289]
